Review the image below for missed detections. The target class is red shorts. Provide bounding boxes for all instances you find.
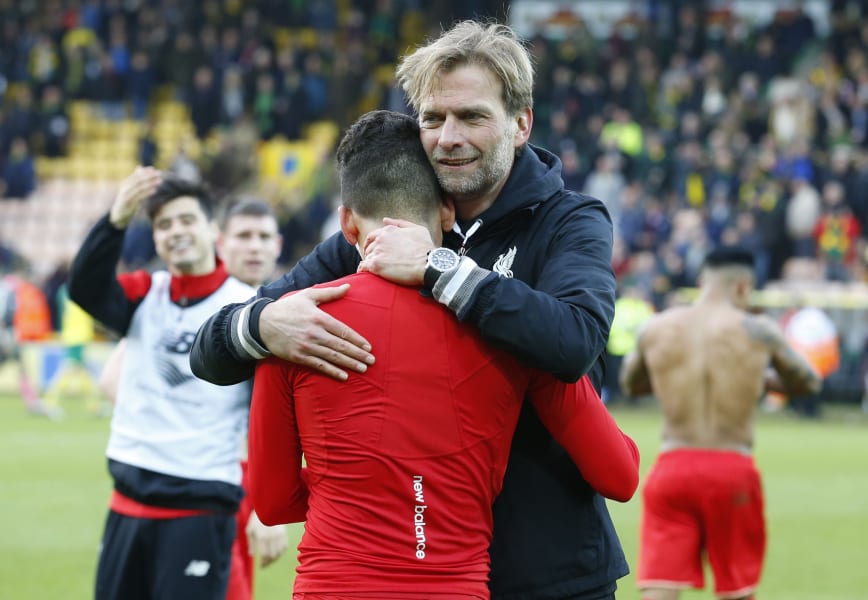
[638,448,766,598]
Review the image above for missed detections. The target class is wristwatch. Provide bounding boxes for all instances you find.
[424,247,460,289]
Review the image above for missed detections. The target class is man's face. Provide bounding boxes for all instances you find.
[151,196,216,276]
[418,65,526,209]
[216,214,281,287]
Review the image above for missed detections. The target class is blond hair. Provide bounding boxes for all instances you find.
[396,20,534,116]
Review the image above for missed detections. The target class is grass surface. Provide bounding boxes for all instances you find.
[1,391,866,599]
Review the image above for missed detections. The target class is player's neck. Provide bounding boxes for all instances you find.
[696,286,738,307]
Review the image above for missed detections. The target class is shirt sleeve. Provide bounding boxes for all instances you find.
[464,198,616,385]
[528,373,640,502]
[190,232,360,385]
[68,215,145,336]
[248,357,309,525]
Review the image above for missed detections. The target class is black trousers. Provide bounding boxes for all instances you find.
[94,510,235,600]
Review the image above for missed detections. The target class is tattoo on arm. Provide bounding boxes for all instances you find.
[743,315,822,396]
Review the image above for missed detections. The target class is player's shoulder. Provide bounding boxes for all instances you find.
[223,275,257,298]
[643,304,689,330]
[740,312,785,345]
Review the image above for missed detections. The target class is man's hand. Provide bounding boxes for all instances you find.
[259,284,374,381]
[358,218,435,286]
[245,510,289,568]
[109,166,162,229]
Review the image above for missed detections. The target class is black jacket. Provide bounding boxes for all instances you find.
[190,145,624,598]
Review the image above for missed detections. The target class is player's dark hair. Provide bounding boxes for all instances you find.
[218,197,275,230]
[144,176,215,222]
[702,245,756,271]
[336,110,442,222]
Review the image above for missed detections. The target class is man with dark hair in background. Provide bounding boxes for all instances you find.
[69,169,256,599]
[96,195,288,600]
[620,246,821,600]
[248,109,639,599]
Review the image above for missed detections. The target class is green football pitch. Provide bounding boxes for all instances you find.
[1,391,866,599]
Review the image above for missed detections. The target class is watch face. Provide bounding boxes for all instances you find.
[430,248,459,271]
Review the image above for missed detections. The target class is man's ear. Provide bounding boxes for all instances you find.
[440,197,456,233]
[209,220,221,249]
[339,206,359,246]
[214,230,226,261]
[514,108,533,147]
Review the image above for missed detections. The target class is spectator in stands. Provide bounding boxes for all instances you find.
[5,86,38,147]
[165,31,200,101]
[0,137,36,199]
[814,180,863,281]
[786,176,822,258]
[137,120,158,167]
[126,50,154,121]
[252,73,278,140]
[219,66,246,128]
[190,66,220,140]
[36,84,69,158]
[0,108,12,163]
[94,49,126,120]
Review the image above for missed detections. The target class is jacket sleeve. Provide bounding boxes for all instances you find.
[248,357,309,525]
[529,373,640,502]
[190,232,360,385]
[68,215,140,336]
[465,198,616,383]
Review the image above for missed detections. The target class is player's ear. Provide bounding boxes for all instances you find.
[440,197,455,232]
[339,206,359,246]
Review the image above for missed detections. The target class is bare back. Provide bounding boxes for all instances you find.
[638,301,780,451]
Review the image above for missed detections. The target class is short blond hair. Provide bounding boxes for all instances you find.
[396,20,534,116]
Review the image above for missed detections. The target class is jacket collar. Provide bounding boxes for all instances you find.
[169,260,229,304]
[470,144,564,225]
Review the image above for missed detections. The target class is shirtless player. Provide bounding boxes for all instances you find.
[619,246,821,600]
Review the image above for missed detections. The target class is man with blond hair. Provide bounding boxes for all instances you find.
[193,21,623,599]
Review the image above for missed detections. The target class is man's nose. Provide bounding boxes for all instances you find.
[438,116,464,149]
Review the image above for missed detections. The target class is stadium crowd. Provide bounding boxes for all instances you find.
[0,1,866,338]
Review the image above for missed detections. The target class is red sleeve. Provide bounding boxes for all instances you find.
[529,374,640,502]
[117,271,152,301]
[248,357,309,525]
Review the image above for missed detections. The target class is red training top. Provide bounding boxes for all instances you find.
[249,273,638,598]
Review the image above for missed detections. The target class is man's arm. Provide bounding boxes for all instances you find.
[69,167,161,334]
[68,215,143,335]
[190,232,368,385]
[619,326,653,398]
[248,358,308,525]
[362,200,616,384]
[529,374,640,502]
[244,510,288,568]
[464,204,615,383]
[745,314,822,397]
[98,339,126,403]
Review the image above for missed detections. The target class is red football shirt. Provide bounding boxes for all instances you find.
[248,273,638,598]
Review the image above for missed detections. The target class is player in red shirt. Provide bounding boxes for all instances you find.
[248,111,639,599]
